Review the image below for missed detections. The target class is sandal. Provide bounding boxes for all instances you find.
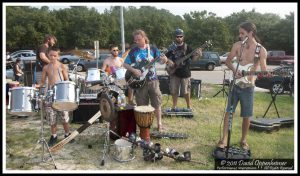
[217,140,227,149]
[240,141,250,150]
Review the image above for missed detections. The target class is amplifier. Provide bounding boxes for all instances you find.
[72,102,100,123]
[158,75,170,95]
[179,79,202,98]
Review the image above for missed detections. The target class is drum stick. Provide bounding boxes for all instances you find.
[49,111,101,152]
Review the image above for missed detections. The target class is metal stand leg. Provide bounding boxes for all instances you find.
[21,96,57,169]
[100,121,111,166]
[100,121,124,166]
[213,70,228,97]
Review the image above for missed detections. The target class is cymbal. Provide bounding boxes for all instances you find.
[71,50,95,60]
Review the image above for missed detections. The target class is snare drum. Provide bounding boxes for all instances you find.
[112,139,135,162]
[52,81,79,111]
[8,87,38,116]
[134,106,155,142]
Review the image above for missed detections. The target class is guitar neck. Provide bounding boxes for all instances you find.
[174,43,207,65]
[144,50,169,69]
[174,49,196,65]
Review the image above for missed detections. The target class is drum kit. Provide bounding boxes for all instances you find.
[7,46,158,166]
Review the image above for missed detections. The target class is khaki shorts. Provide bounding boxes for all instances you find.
[135,80,162,109]
[170,75,191,95]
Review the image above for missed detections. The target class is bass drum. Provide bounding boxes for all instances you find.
[99,92,116,122]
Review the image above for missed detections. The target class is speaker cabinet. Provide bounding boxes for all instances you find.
[72,102,100,123]
[179,79,201,98]
[158,75,170,95]
[190,79,202,98]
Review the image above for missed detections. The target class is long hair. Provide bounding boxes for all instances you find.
[133,29,149,44]
[43,34,57,43]
[239,21,261,43]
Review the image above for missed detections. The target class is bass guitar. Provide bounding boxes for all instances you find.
[166,40,212,75]
[233,63,289,84]
[125,44,176,89]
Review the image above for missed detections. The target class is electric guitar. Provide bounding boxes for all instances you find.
[166,40,212,75]
[125,44,176,89]
[233,63,290,84]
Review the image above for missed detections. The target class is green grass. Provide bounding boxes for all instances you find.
[5,84,295,170]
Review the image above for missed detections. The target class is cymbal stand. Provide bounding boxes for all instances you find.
[100,120,121,166]
[213,69,228,97]
[21,94,57,169]
[71,57,82,86]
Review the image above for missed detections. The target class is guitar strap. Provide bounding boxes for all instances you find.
[184,43,187,56]
[129,44,156,64]
[254,43,262,60]
[147,44,151,61]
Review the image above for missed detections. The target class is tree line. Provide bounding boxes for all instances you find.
[6,6,294,55]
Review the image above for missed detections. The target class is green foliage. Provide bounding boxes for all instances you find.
[6,6,294,55]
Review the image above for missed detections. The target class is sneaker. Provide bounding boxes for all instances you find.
[48,135,57,147]
[65,133,75,143]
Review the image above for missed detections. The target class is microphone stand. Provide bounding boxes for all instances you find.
[225,43,246,158]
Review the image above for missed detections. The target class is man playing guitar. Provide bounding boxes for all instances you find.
[123,29,168,132]
[218,22,268,151]
[165,28,202,111]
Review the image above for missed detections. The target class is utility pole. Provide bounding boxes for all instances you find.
[120,6,125,53]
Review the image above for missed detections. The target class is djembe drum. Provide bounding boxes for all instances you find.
[134,106,155,142]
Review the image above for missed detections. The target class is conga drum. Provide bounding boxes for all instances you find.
[134,106,155,142]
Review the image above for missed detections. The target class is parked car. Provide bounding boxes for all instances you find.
[219,52,237,64]
[280,59,294,66]
[6,61,14,80]
[267,50,294,65]
[10,51,36,62]
[255,65,294,94]
[190,51,221,71]
[6,69,14,80]
[68,54,111,72]
[60,54,82,64]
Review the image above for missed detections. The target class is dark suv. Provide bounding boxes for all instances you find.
[190,51,220,71]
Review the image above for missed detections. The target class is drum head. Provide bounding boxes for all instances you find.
[99,93,115,122]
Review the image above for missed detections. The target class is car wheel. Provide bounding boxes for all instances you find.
[271,82,284,94]
[206,63,215,71]
[62,58,69,64]
[76,64,84,72]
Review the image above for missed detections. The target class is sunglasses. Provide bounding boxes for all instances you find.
[176,36,183,38]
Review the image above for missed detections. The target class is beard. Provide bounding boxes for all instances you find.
[176,40,183,45]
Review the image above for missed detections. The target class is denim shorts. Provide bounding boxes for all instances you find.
[226,85,254,118]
